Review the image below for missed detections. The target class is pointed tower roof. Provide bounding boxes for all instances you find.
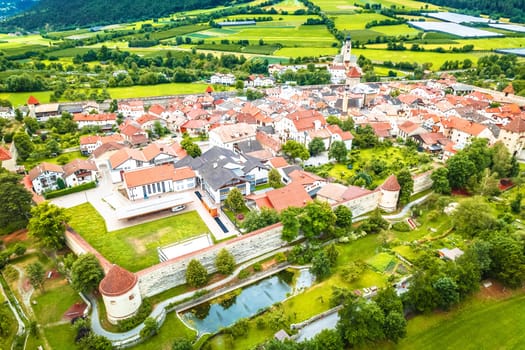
[503,83,514,95]
[0,147,11,161]
[381,175,401,191]
[347,66,361,78]
[27,95,40,105]
[99,265,138,297]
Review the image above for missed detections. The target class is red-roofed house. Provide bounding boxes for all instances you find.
[248,182,311,212]
[118,100,144,119]
[123,164,196,200]
[73,113,116,130]
[119,120,149,146]
[440,116,495,146]
[63,159,97,187]
[379,175,400,212]
[287,169,326,195]
[275,110,326,144]
[136,114,167,132]
[0,147,11,161]
[497,116,525,155]
[28,162,65,194]
[397,121,426,140]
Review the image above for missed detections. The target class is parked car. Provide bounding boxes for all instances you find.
[171,205,185,212]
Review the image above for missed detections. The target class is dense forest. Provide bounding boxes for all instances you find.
[422,0,525,23]
[1,0,236,30]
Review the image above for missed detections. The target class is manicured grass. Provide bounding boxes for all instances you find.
[366,252,396,273]
[397,293,525,350]
[0,91,54,107]
[133,313,196,350]
[32,279,82,324]
[43,324,76,350]
[66,203,209,271]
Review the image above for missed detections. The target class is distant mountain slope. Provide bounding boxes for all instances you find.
[0,0,36,20]
[1,0,231,30]
[424,0,525,23]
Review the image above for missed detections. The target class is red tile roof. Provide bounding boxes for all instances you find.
[264,183,312,212]
[73,113,116,122]
[136,114,159,125]
[99,265,137,297]
[503,83,515,95]
[381,175,401,191]
[27,95,39,105]
[503,116,525,133]
[346,66,361,78]
[0,147,11,161]
[62,159,97,177]
[269,157,289,168]
[123,164,195,188]
[28,162,64,181]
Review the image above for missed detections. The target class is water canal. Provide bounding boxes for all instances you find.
[180,269,313,334]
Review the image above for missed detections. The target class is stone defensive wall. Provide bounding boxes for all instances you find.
[136,223,285,297]
[64,223,286,298]
[412,171,433,194]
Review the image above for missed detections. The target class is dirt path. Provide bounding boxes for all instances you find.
[11,265,34,316]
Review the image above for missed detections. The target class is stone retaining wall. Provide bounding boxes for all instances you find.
[412,171,433,194]
[136,224,285,297]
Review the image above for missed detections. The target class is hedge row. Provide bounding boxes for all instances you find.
[43,181,97,199]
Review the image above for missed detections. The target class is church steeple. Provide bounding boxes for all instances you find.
[343,34,352,64]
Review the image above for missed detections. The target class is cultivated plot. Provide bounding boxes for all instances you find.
[408,21,503,38]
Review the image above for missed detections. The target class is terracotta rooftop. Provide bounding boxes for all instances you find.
[503,116,525,133]
[264,182,312,212]
[346,66,361,78]
[381,175,401,192]
[73,113,116,122]
[109,148,146,168]
[269,157,289,168]
[62,159,97,177]
[99,265,137,297]
[27,95,39,105]
[123,164,195,188]
[0,146,11,161]
[503,83,515,95]
[28,162,64,181]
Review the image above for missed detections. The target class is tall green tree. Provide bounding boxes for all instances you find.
[71,254,105,293]
[26,262,46,292]
[299,200,337,239]
[13,132,34,162]
[430,167,451,195]
[0,172,32,232]
[311,251,332,280]
[491,141,512,177]
[328,141,347,163]
[224,188,245,212]
[282,140,309,162]
[488,233,525,288]
[334,205,352,229]
[28,202,70,250]
[308,137,325,156]
[281,207,302,242]
[241,208,280,232]
[186,259,208,287]
[452,197,498,238]
[268,168,283,189]
[215,248,235,275]
[338,298,385,347]
[396,169,414,206]
[447,153,477,190]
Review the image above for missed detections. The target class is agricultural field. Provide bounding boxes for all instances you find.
[66,203,209,272]
[408,21,502,38]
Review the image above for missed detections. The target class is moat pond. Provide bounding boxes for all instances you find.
[180,269,314,335]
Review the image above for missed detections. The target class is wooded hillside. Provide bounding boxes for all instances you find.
[424,0,525,23]
[1,0,233,30]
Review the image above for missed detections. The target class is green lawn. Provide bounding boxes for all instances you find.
[366,252,396,273]
[43,324,76,350]
[66,203,209,272]
[22,151,87,171]
[133,313,196,350]
[397,293,525,350]
[0,294,17,350]
[32,280,82,324]
[106,83,223,99]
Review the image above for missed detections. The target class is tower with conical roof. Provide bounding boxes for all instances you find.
[99,265,142,324]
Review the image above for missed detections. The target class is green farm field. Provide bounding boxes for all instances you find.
[396,292,525,350]
[66,203,209,271]
[352,48,487,68]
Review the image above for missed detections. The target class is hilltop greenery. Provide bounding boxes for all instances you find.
[2,0,234,30]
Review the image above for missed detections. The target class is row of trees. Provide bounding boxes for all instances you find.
[185,248,236,287]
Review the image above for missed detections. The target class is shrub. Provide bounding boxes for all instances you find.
[253,263,262,272]
[392,221,411,232]
[238,269,249,279]
[117,299,152,331]
[43,181,96,199]
[275,252,286,263]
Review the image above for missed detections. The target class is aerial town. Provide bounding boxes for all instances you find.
[1,3,525,350]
